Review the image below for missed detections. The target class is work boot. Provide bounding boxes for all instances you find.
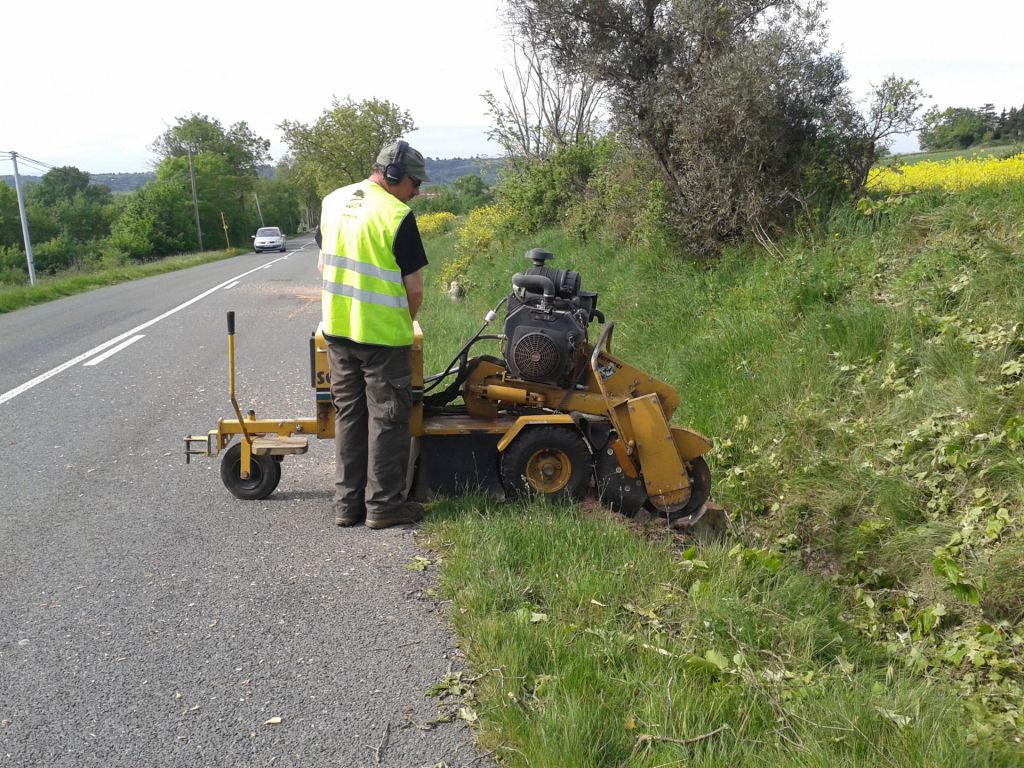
[334,507,366,527]
[365,501,425,530]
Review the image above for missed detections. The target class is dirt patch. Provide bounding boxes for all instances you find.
[288,288,322,320]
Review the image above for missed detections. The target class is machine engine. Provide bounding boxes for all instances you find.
[502,249,602,386]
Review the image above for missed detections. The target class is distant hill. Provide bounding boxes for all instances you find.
[0,175,39,190]
[3,157,506,194]
[90,172,155,193]
[2,172,154,194]
[425,157,505,186]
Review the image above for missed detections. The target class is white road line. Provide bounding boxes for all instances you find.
[0,243,312,406]
[83,335,145,367]
[223,281,240,290]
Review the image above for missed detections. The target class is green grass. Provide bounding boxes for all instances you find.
[0,248,241,314]
[415,183,1024,762]
[420,502,1017,766]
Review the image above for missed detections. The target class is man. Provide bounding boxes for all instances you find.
[316,140,429,529]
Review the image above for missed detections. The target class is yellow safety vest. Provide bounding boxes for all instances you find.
[319,180,413,346]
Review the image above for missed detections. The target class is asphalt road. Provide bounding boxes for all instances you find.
[0,239,483,767]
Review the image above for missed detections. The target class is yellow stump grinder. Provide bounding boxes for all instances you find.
[186,249,713,525]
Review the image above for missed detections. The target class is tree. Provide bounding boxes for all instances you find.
[0,183,22,249]
[278,97,415,197]
[483,27,605,169]
[151,114,271,175]
[411,174,495,215]
[503,0,876,254]
[999,106,1024,141]
[919,107,988,150]
[22,167,115,269]
[109,179,194,258]
[154,153,259,248]
[274,154,321,229]
[844,75,927,189]
[979,103,998,136]
[29,166,92,208]
[254,176,302,234]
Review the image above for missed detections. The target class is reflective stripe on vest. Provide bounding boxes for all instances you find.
[320,180,412,346]
[322,253,405,286]
[322,280,409,308]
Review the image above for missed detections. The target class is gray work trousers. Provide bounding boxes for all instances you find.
[327,340,413,517]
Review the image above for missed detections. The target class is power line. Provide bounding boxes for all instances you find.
[9,159,51,174]
[1,152,110,183]
[0,152,54,175]
[16,153,57,171]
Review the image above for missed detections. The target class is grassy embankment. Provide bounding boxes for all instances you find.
[413,179,1024,765]
[0,248,241,314]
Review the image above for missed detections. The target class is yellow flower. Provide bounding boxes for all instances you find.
[867,153,1024,193]
[417,211,457,237]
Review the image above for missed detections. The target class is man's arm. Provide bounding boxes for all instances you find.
[403,269,424,321]
[316,226,324,276]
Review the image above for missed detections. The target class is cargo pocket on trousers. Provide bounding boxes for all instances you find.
[385,374,413,423]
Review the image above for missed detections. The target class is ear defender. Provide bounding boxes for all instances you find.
[383,140,409,184]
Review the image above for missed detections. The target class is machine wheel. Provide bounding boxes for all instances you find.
[671,456,712,520]
[220,442,282,500]
[501,426,593,502]
[680,456,712,515]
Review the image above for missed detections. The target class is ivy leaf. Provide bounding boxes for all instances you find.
[406,556,432,572]
[704,649,729,671]
[951,582,980,606]
[686,650,729,676]
[875,707,912,728]
[933,556,960,581]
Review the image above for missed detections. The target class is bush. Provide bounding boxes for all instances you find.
[497,139,609,233]
[33,234,81,274]
[413,175,495,216]
[564,140,673,249]
[0,245,27,286]
[109,182,191,259]
[417,212,457,237]
[440,204,520,289]
[95,242,131,270]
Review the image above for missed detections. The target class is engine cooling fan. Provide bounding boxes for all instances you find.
[511,332,561,382]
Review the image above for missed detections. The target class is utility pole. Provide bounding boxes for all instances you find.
[253,192,264,226]
[8,152,37,286]
[220,211,231,250]
[187,146,203,252]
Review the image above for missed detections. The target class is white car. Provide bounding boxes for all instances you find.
[252,227,287,253]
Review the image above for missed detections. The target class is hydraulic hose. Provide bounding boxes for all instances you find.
[422,295,508,394]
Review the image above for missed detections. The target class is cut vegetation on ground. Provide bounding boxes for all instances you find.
[414,166,1024,765]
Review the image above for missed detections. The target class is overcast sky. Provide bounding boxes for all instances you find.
[2,1,1022,175]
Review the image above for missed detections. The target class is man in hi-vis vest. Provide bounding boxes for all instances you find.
[316,140,429,529]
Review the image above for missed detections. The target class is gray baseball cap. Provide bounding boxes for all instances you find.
[376,140,431,183]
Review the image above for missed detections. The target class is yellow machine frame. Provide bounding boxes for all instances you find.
[186,312,711,515]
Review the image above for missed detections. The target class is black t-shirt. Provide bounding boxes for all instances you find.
[315,211,428,276]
